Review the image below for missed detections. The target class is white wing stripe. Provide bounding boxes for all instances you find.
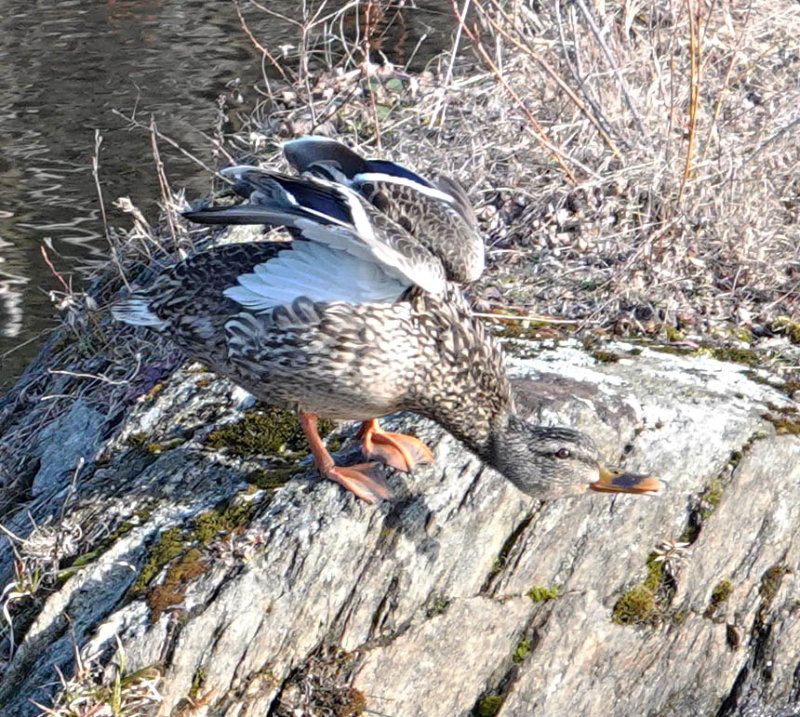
[223,243,409,311]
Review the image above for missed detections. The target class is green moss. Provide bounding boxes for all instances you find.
[644,554,665,591]
[612,584,656,625]
[704,579,733,618]
[132,527,185,594]
[527,585,560,602]
[755,564,791,626]
[701,478,725,519]
[326,435,344,453]
[206,409,302,456]
[145,436,188,455]
[710,346,760,367]
[192,500,256,544]
[189,667,206,701]
[664,326,686,342]
[246,466,301,491]
[759,565,790,602]
[206,408,335,458]
[132,498,254,602]
[427,597,451,617]
[613,553,672,625]
[773,316,800,343]
[492,314,573,341]
[513,638,530,663]
[590,349,620,364]
[145,382,165,399]
[477,695,504,717]
[147,547,207,622]
[126,432,150,448]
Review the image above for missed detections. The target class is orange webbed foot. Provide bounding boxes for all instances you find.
[359,419,435,473]
[299,412,391,503]
[324,462,391,503]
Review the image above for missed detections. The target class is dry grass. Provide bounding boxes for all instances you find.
[32,638,161,717]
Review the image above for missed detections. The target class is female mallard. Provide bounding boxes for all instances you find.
[113,151,661,502]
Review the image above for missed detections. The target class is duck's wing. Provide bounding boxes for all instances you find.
[352,171,484,283]
[112,238,408,335]
[185,169,446,296]
[283,137,484,283]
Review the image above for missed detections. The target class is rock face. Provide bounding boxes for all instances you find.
[1,339,799,716]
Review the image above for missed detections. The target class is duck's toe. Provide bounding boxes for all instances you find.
[360,420,435,472]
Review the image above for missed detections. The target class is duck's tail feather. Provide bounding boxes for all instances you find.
[112,297,168,328]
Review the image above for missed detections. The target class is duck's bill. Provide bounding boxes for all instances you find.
[590,465,665,494]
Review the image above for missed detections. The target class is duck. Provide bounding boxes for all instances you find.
[113,141,662,502]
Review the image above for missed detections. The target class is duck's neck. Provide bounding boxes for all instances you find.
[408,291,515,463]
[426,402,511,465]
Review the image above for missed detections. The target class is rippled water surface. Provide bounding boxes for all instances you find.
[0,0,453,387]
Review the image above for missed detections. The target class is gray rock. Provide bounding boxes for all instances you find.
[32,398,105,496]
[0,341,799,717]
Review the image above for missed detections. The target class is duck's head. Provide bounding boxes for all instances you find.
[488,414,663,499]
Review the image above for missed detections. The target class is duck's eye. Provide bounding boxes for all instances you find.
[556,448,571,460]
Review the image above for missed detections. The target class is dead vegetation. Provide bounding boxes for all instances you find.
[31,638,161,717]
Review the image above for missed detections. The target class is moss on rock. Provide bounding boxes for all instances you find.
[205,408,335,457]
[527,585,560,602]
[704,579,733,618]
[477,695,504,717]
[612,553,673,626]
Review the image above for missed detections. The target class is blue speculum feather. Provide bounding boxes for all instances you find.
[363,160,435,189]
[267,176,354,224]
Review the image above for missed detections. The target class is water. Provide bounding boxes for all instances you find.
[0,0,454,388]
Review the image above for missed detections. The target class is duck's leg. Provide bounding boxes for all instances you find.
[358,419,435,473]
[299,412,390,503]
